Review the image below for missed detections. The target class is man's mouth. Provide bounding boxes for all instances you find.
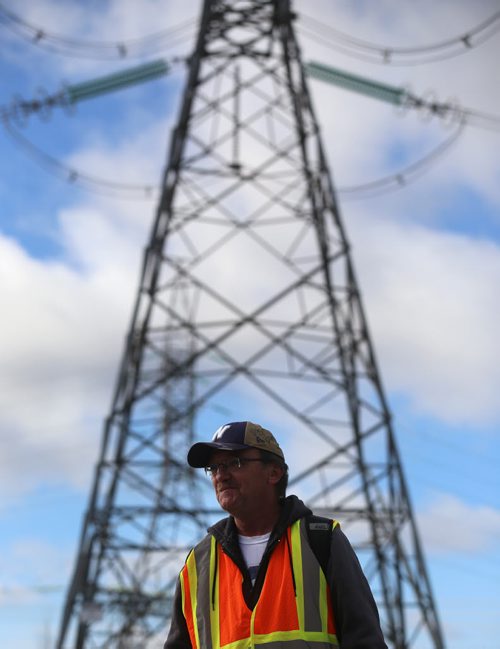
[218,486,236,494]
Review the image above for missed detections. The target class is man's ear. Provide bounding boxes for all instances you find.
[267,463,284,485]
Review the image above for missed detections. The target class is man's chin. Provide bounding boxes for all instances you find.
[217,489,238,512]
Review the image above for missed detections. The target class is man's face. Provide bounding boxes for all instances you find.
[207,449,279,517]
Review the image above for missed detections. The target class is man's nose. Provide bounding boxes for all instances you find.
[213,464,231,479]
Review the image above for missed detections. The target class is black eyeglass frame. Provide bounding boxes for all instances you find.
[204,457,264,476]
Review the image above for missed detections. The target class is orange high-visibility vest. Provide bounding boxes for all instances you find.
[179,518,338,649]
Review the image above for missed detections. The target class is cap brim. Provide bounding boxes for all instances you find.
[187,441,250,467]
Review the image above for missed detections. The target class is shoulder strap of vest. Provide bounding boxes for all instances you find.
[305,514,334,577]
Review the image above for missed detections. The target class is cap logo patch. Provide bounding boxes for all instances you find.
[212,425,230,441]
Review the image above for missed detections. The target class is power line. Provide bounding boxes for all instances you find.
[1,584,64,596]
[406,450,500,492]
[0,4,196,59]
[306,59,500,135]
[2,114,466,201]
[460,106,500,132]
[337,120,465,200]
[395,417,500,493]
[2,118,160,200]
[2,46,497,201]
[1,58,174,127]
[298,9,500,66]
[395,415,500,467]
[305,58,500,135]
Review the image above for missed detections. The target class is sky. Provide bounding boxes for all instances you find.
[1,0,499,647]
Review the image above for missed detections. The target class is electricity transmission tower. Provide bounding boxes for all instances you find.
[57,1,445,647]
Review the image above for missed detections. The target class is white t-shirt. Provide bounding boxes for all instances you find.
[238,532,271,585]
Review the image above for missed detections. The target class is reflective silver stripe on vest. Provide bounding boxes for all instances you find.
[262,641,337,649]
[297,518,327,633]
[192,535,214,649]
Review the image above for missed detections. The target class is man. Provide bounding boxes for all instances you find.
[164,421,387,649]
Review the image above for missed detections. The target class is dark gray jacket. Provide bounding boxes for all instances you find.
[164,495,387,649]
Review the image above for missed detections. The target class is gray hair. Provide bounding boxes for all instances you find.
[259,449,289,499]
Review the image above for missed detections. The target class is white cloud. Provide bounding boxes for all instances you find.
[0,107,175,501]
[418,493,500,553]
[349,213,500,423]
[0,231,129,496]
[2,537,70,586]
[0,199,151,498]
[7,0,201,76]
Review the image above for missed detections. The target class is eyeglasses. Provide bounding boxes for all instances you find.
[204,457,264,476]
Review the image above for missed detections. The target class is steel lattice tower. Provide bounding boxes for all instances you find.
[57,1,445,647]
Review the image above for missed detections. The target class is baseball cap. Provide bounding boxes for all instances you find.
[187,421,285,467]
